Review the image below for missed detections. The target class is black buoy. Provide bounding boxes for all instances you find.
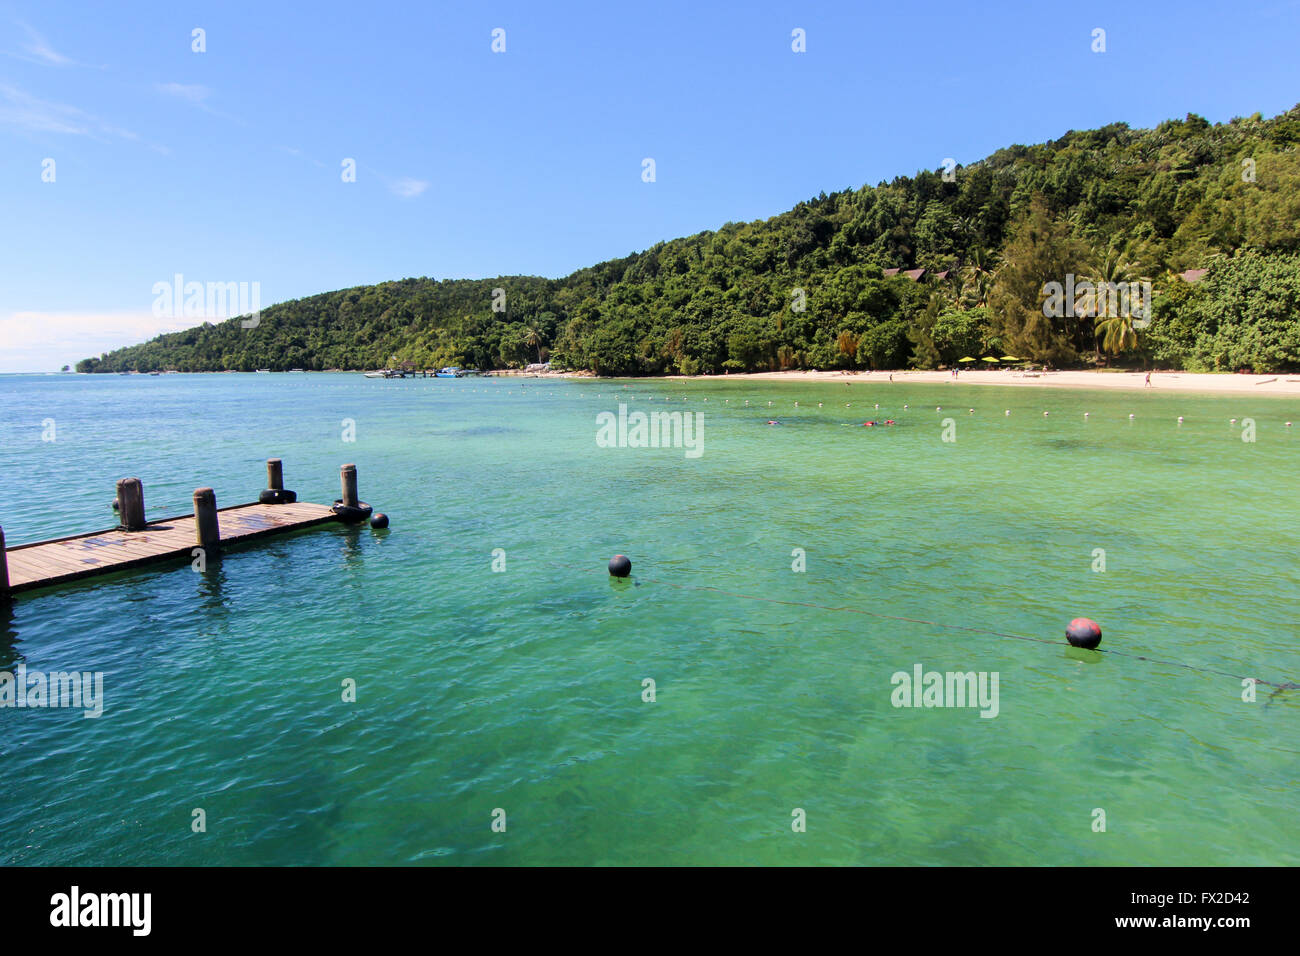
[1066,617,1102,649]
[111,500,119,511]
[370,513,389,529]
[608,554,631,578]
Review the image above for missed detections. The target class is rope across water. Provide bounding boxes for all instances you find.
[555,562,1298,695]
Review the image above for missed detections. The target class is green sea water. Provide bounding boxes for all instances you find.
[0,372,1296,866]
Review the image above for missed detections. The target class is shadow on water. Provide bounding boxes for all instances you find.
[0,599,20,668]
[194,556,230,617]
[337,523,366,568]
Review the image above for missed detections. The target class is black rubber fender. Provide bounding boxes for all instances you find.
[332,499,374,523]
[259,488,298,505]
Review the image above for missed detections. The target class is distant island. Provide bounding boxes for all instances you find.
[79,106,1300,377]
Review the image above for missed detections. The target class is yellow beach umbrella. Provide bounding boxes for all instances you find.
[981,356,999,363]
[958,356,977,363]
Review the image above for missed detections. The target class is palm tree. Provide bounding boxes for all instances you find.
[1095,314,1139,356]
[960,247,997,307]
[1076,243,1139,318]
[1080,242,1145,360]
[523,327,544,364]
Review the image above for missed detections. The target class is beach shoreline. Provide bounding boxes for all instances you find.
[81,366,1296,397]
[664,369,1300,397]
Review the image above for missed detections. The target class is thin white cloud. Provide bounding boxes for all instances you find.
[358,161,431,199]
[0,310,191,373]
[390,177,430,199]
[0,83,139,140]
[276,145,327,168]
[5,20,106,68]
[156,82,210,104]
[0,83,86,133]
[156,81,243,124]
[15,20,73,66]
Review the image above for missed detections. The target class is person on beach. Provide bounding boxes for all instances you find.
[1145,372,1152,387]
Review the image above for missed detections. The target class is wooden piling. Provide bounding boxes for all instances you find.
[0,526,10,598]
[116,477,147,531]
[193,488,221,553]
[341,463,359,509]
[259,457,297,504]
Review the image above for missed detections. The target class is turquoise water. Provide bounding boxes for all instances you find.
[1,372,1296,866]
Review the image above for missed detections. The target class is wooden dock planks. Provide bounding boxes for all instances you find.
[4,502,342,593]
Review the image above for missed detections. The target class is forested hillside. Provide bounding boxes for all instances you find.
[79,106,1300,375]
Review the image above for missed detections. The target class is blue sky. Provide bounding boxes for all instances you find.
[2,0,1298,371]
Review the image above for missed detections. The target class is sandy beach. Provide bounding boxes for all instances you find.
[678,369,1300,397]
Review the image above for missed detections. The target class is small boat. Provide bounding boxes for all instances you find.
[363,371,387,379]
[435,366,464,378]
[256,369,271,373]
[288,368,305,373]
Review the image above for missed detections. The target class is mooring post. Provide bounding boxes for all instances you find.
[193,488,221,554]
[341,463,359,508]
[267,458,284,491]
[258,457,297,505]
[0,526,10,598]
[116,477,147,531]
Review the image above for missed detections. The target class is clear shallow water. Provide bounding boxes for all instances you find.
[0,372,1296,866]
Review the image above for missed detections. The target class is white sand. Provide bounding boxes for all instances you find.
[684,369,1300,397]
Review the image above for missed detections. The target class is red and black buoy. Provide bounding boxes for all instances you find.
[1066,617,1102,649]
[608,554,632,578]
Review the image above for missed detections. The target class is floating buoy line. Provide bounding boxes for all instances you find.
[556,562,1297,696]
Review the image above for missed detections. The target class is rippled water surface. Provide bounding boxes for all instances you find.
[1,372,1296,865]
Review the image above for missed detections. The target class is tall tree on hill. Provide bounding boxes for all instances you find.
[906,293,943,369]
[960,246,998,307]
[1081,241,1144,360]
[987,196,1087,365]
[524,326,544,364]
[836,330,860,367]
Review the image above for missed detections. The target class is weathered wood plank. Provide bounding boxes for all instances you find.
[5,502,342,593]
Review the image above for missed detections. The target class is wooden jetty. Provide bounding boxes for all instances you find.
[0,460,375,597]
